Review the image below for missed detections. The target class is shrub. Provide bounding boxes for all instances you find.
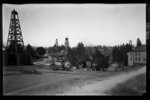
[22,69,42,75]
[36,47,46,56]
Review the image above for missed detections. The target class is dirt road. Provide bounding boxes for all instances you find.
[3,66,146,95]
[62,66,146,95]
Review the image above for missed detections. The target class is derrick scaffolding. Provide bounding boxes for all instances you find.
[4,10,30,66]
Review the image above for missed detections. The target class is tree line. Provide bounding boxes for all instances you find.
[111,37,142,69]
[24,37,142,70]
[65,42,111,70]
[26,44,46,60]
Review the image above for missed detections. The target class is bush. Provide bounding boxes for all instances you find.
[22,69,42,75]
[26,44,38,58]
[92,49,110,71]
[36,47,46,56]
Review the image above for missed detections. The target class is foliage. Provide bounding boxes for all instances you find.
[66,47,78,66]
[47,46,53,54]
[77,42,85,60]
[22,69,42,75]
[124,43,133,65]
[66,42,85,67]
[66,43,112,70]
[36,47,46,56]
[59,45,66,51]
[92,48,110,70]
[136,38,142,48]
[52,45,66,53]
[53,44,59,53]
[112,43,133,66]
[26,44,38,58]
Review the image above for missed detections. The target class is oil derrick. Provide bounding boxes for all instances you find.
[7,10,25,54]
[63,37,70,61]
[4,10,31,66]
[53,39,59,53]
[65,37,69,50]
[129,40,132,46]
[55,39,58,47]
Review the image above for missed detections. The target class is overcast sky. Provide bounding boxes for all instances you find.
[3,4,146,47]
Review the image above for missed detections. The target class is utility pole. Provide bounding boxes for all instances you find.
[122,43,125,71]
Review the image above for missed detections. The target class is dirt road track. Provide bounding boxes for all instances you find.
[62,66,146,95]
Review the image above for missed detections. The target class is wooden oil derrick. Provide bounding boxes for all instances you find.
[4,9,30,66]
[7,9,25,54]
[65,37,69,50]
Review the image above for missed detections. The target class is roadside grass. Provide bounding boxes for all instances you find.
[105,73,146,96]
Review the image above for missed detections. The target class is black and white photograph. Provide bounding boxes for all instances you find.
[2,3,147,96]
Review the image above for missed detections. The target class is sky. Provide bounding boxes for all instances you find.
[3,4,146,47]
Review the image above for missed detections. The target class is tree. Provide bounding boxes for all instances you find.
[112,45,124,64]
[65,42,86,68]
[53,45,59,53]
[136,38,142,48]
[66,47,76,66]
[26,44,37,58]
[36,47,46,56]
[77,42,85,60]
[112,46,119,63]
[47,47,53,54]
[85,46,94,62]
[92,48,110,71]
[59,45,66,51]
[111,43,133,71]
[124,43,133,66]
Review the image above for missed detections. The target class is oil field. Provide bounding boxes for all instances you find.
[3,4,147,96]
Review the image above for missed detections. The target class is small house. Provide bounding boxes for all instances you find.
[127,45,146,66]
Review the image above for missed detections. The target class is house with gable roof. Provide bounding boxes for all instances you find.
[127,45,146,66]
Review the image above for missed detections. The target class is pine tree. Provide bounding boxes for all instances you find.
[136,38,142,48]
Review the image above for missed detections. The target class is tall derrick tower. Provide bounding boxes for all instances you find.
[53,39,59,53]
[4,10,30,65]
[63,37,69,60]
[65,37,69,50]
[7,9,25,53]
[55,39,58,47]
[129,40,132,46]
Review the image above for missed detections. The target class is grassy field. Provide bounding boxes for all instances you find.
[105,73,146,96]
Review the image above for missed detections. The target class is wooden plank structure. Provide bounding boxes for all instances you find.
[4,9,31,66]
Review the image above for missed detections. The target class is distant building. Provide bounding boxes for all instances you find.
[127,45,146,66]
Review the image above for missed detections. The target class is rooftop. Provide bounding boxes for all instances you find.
[133,45,146,52]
